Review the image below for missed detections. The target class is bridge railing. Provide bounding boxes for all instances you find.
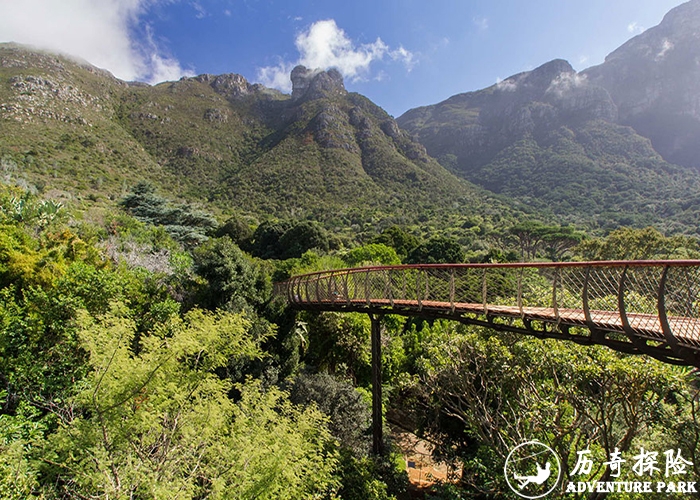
[275,261,700,364]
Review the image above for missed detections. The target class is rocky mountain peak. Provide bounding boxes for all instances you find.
[528,59,575,82]
[291,65,346,101]
[193,73,255,98]
[511,59,576,95]
[601,0,700,66]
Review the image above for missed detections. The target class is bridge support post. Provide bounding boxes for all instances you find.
[370,314,383,455]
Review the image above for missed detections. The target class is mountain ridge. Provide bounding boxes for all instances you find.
[397,0,700,233]
[0,44,521,242]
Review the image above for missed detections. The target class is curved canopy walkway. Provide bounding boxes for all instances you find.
[275,260,700,367]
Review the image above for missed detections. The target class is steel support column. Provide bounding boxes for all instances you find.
[370,314,383,455]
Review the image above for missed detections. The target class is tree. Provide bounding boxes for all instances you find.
[289,372,371,457]
[509,221,549,260]
[250,220,293,259]
[193,236,270,313]
[278,221,330,260]
[216,214,254,249]
[343,243,401,267]
[576,226,700,261]
[373,226,420,261]
[406,236,465,264]
[120,182,217,246]
[400,320,690,497]
[303,312,372,384]
[541,225,585,261]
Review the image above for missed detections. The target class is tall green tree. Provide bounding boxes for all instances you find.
[120,182,217,246]
[373,226,419,260]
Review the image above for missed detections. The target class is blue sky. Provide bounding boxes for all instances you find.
[0,0,687,116]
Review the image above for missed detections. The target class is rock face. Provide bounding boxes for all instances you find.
[398,58,619,170]
[291,65,346,101]
[583,0,700,168]
[399,0,700,173]
[396,2,700,231]
[194,73,256,98]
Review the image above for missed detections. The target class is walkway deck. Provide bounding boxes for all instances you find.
[275,260,700,367]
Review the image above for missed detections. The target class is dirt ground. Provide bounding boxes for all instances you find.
[391,426,461,488]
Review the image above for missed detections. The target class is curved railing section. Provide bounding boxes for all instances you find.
[274,261,700,367]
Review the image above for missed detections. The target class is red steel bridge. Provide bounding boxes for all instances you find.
[274,260,700,453]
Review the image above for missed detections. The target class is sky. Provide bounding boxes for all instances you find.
[0,0,688,117]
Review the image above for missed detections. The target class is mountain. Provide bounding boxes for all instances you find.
[398,0,700,234]
[583,0,700,169]
[0,43,517,236]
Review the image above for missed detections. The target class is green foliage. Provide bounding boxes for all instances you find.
[335,449,401,500]
[120,181,218,246]
[251,220,294,259]
[576,226,700,260]
[289,372,371,456]
[398,320,694,497]
[303,312,372,383]
[250,220,332,260]
[272,250,347,283]
[0,398,44,499]
[0,187,64,231]
[343,243,401,266]
[278,221,331,259]
[216,213,254,249]
[406,236,465,264]
[193,236,270,313]
[39,306,338,499]
[372,226,420,260]
[508,220,585,261]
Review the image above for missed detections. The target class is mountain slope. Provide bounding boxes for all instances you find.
[0,44,519,236]
[0,43,170,197]
[398,2,700,234]
[583,0,700,169]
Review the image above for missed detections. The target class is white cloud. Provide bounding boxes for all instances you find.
[546,72,587,97]
[496,77,517,92]
[295,20,387,79]
[0,0,192,84]
[390,46,416,71]
[656,38,674,60]
[257,19,415,92]
[257,60,296,90]
[627,22,644,34]
[192,1,207,19]
[473,16,489,31]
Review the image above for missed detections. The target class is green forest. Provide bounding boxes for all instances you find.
[2,183,700,499]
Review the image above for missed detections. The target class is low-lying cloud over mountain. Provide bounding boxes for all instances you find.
[0,0,192,83]
[257,19,415,92]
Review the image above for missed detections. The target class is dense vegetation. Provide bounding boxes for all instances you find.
[2,184,699,499]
